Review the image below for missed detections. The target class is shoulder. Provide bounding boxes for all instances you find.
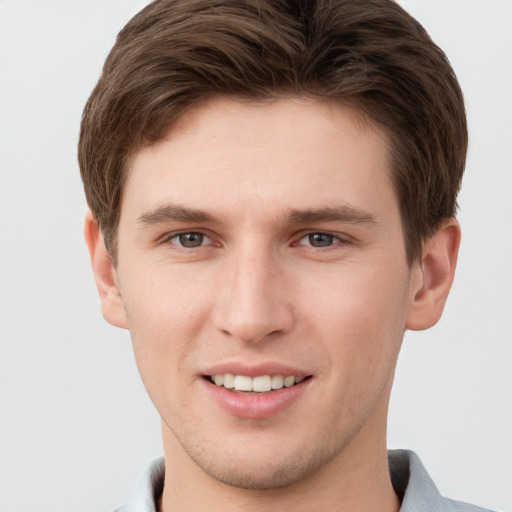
[442,498,496,512]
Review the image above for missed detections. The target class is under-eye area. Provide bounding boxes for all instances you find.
[204,374,313,393]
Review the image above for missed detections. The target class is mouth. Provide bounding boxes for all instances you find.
[204,374,312,393]
[201,369,313,418]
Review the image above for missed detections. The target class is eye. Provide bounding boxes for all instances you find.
[169,232,212,248]
[298,232,342,248]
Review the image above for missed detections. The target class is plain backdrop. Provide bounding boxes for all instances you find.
[0,1,511,511]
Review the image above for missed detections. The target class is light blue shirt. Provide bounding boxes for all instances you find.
[114,450,494,512]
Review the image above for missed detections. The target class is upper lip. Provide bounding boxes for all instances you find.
[202,361,311,378]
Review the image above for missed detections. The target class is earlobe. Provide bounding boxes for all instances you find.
[406,219,461,331]
[84,210,129,329]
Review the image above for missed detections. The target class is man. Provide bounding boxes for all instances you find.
[78,0,494,510]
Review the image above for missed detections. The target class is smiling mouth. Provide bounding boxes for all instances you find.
[205,374,312,393]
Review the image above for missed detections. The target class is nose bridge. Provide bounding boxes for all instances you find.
[214,237,292,343]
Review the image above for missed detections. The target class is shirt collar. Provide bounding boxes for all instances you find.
[115,456,164,512]
[389,449,443,510]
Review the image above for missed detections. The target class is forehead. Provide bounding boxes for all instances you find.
[122,97,396,225]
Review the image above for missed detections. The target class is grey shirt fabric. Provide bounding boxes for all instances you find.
[114,450,494,512]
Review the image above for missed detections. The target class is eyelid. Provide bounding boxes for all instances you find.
[161,230,216,248]
[157,229,351,249]
[295,231,352,247]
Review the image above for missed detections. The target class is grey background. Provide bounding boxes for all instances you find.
[0,1,511,511]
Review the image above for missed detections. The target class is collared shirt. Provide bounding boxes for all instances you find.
[114,450,494,512]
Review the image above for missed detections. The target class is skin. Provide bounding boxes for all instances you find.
[86,97,460,512]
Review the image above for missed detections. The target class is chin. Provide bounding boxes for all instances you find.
[183,438,342,490]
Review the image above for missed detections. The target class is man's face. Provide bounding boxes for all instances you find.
[112,98,422,488]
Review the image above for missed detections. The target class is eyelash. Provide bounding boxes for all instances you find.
[164,231,214,249]
[162,230,350,251]
[296,232,349,249]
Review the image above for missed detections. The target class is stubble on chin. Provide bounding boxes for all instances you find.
[178,430,349,491]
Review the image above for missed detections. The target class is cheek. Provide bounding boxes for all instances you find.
[121,260,213,331]
[118,265,213,394]
[297,260,411,372]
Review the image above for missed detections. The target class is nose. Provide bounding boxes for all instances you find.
[213,243,294,344]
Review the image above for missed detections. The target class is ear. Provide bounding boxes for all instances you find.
[84,210,128,329]
[406,218,461,331]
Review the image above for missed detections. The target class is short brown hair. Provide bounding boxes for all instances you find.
[79,0,467,264]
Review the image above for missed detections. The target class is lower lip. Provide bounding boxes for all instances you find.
[201,378,311,419]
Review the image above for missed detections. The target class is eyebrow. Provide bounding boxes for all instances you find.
[137,204,377,227]
[287,206,377,225]
[138,205,216,225]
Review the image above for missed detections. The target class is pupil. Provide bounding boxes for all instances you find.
[309,233,334,247]
[179,233,203,248]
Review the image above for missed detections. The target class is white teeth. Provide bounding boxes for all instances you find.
[233,375,253,391]
[271,375,284,389]
[252,375,272,392]
[223,373,235,389]
[283,376,295,387]
[211,374,305,392]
